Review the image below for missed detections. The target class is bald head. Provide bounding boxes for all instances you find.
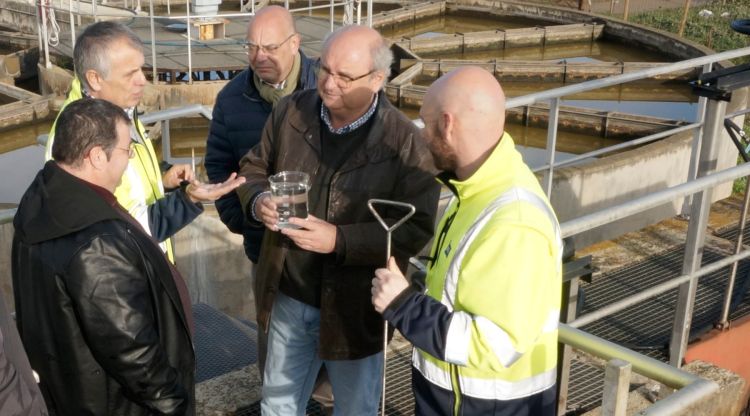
[249,5,295,33]
[322,25,392,75]
[425,66,506,144]
[246,6,299,84]
[420,66,507,179]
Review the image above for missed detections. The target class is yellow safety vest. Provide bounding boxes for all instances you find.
[415,133,562,407]
[46,78,174,262]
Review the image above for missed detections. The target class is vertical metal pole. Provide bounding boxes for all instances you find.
[92,0,97,22]
[543,97,560,197]
[40,0,51,69]
[68,0,75,46]
[308,0,312,16]
[162,120,172,163]
[167,0,170,15]
[35,0,43,70]
[284,0,288,9]
[149,0,158,85]
[602,359,631,416]
[367,0,372,27]
[719,176,750,327]
[357,0,361,25]
[329,0,334,33]
[556,277,579,416]
[681,63,712,215]
[669,99,727,368]
[186,0,192,85]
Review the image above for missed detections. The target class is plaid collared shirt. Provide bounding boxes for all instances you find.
[320,93,378,135]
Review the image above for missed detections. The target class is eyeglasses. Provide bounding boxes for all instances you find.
[316,65,375,89]
[114,143,135,158]
[242,33,295,56]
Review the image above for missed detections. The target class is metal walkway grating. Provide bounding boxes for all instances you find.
[566,234,750,413]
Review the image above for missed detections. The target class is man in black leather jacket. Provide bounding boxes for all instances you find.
[11,99,221,415]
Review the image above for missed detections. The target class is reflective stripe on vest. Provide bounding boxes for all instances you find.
[416,186,562,400]
[413,348,558,400]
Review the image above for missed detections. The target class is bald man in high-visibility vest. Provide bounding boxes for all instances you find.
[372,66,562,416]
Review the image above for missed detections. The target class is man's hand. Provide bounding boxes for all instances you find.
[372,257,409,313]
[281,215,337,254]
[185,173,245,203]
[255,193,279,231]
[162,164,195,189]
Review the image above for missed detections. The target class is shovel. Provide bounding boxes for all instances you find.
[367,198,416,416]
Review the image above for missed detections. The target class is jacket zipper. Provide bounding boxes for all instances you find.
[451,363,462,415]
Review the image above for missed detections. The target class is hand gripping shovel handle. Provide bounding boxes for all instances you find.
[367,199,416,416]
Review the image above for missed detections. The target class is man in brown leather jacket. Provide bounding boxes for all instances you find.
[12,99,238,415]
[237,25,439,415]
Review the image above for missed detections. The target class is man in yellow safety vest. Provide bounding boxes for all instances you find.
[372,66,562,415]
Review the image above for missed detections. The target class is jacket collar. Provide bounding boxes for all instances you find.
[438,132,521,201]
[14,161,121,244]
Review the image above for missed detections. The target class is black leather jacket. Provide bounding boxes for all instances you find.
[12,162,195,415]
[237,90,440,360]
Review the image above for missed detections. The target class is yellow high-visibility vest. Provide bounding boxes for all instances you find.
[415,133,562,404]
[46,78,174,262]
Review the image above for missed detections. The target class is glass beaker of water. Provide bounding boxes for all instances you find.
[268,171,310,229]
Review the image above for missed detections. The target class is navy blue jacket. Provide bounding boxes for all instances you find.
[205,52,317,263]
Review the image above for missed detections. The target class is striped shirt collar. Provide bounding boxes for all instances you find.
[320,92,378,135]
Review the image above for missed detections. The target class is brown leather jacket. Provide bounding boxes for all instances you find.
[238,90,440,360]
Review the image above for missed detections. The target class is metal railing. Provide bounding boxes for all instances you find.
[34,0,374,83]
[0,209,16,225]
[506,46,750,195]
[139,103,212,164]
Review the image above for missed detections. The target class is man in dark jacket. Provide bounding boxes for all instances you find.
[204,5,317,380]
[237,25,440,415]
[205,6,317,264]
[12,99,227,415]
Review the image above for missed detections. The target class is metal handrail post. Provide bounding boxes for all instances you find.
[40,0,51,68]
[543,97,560,197]
[162,119,171,163]
[681,63,712,213]
[669,98,727,368]
[329,0,334,32]
[35,0,44,70]
[367,0,372,27]
[92,0,97,21]
[68,0,76,46]
[186,0,192,84]
[720,173,750,328]
[602,359,631,416]
[149,0,158,85]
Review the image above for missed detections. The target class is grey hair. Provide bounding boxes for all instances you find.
[74,21,143,92]
[322,25,393,77]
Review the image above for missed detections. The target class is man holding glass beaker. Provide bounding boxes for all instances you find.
[236,25,439,416]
